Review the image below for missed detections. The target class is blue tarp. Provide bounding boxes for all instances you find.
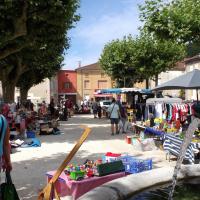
[21,138,41,148]
[144,127,164,136]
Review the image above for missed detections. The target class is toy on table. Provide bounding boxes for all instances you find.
[65,161,98,180]
[86,168,95,177]
[70,170,86,181]
[65,164,86,181]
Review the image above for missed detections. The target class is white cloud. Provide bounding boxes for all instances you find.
[75,3,141,47]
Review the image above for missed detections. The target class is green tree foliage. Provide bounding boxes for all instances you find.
[99,34,185,87]
[140,0,200,56]
[99,36,140,87]
[0,0,80,102]
[133,33,185,85]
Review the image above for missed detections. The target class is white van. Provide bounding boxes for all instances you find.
[99,100,112,110]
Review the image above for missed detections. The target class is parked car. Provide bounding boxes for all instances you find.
[99,100,112,111]
[97,100,112,118]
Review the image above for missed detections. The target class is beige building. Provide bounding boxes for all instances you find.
[184,55,200,100]
[0,79,50,104]
[15,78,50,104]
[76,62,112,103]
[149,61,186,97]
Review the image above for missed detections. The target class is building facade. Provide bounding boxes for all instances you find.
[23,79,50,104]
[149,61,186,97]
[184,55,200,100]
[54,70,77,104]
[76,63,112,104]
[50,75,58,105]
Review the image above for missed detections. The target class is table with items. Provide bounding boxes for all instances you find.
[45,154,153,199]
[46,170,126,199]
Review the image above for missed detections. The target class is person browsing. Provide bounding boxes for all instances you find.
[107,98,120,135]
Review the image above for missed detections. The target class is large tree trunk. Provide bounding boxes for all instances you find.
[2,80,16,103]
[0,56,27,103]
[20,87,29,103]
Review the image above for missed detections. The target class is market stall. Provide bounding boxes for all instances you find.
[45,153,152,199]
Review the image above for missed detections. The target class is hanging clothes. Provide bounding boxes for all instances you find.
[155,103,163,118]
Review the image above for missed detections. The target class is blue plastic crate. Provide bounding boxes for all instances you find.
[123,158,152,174]
[119,155,135,163]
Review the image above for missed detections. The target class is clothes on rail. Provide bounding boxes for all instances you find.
[145,102,194,122]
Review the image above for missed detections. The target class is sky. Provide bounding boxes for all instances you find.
[63,0,145,70]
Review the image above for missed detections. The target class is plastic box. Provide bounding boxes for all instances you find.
[26,131,36,138]
[123,158,152,174]
[97,160,125,176]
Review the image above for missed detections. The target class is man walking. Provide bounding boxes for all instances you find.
[107,98,120,135]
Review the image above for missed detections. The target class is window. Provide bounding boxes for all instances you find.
[101,73,105,78]
[63,82,71,89]
[84,80,90,89]
[98,80,107,89]
[85,73,89,78]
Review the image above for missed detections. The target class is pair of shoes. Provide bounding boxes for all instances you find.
[116,131,119,135]
[111,133,114,136]
[122,132,126,134]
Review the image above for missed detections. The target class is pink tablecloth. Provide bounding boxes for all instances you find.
[46,170,126,199]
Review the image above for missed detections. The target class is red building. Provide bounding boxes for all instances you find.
[57,70,77,104]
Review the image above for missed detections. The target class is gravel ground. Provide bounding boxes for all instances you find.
[10,114,175,200]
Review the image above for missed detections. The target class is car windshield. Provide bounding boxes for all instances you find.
[103,102,111,105]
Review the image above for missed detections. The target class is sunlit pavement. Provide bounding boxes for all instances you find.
[11,114,174,200]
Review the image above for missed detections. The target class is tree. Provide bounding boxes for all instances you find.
[99,36,142,88]
[0,0,80,102]
[132,33,186,86]
[99,34,185,88]
[140,0,200,56]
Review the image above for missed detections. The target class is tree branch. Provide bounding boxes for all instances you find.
[14,0,28,38]
[0,43,27,60]
[5,0,28,44]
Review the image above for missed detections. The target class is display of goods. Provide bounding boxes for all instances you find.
[97,160,125,176]
[104,152,121,162]
[123,158,152,174]
[70,171,86,181]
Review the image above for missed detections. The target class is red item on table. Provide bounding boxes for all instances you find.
[105,152,121,157]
